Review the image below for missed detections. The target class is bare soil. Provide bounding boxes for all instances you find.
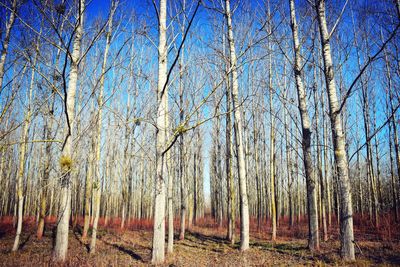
[0,217,399,266]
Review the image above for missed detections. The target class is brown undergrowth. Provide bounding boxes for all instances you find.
[0,214,399,266]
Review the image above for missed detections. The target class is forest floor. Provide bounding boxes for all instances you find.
[0,216,399,266]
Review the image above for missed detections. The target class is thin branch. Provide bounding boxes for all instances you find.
[337,23,400,115]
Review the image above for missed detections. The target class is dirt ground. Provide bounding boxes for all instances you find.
[0,217,399,266]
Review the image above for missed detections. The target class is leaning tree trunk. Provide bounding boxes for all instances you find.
[315,0,355,260]
[289,0,319,250]
[152,0,168,263]
[53,0,84,261]
[225,0,250,251]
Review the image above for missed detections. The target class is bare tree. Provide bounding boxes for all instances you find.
[315,0,355,260]
[224,0,250,251]
[53,0,85,261]
[90,0,118,253]
[152,0,168,263]
[288,0,319,250]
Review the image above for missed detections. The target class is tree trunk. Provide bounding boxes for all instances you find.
[226,70,235,244]
[225,0,250,251]
[37,114,54,239]
[384,37,399,222]
[389,116,399,221]
[289,0,319,250]
[12,100,29,251]
[253,111,261,231]
[90,0,117,253]
[321,89,332,227]
[265,2,278,242]
[82,141,94,239]
[167,144,174,254]
[315,0,355,260]
[315,87,327,242]
[13,37,38,251]
[178,24,187,241]
[152,0,168,263]
[53,0,84,261]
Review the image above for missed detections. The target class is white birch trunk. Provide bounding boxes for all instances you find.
[315,0,355,260]
[289,0,320,250]
[225,0,249,251]
[152,0,168,263]
[53,0,85,261]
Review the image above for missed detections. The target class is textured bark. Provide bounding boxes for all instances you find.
[53,0,84,261]
[152,0,168,263]
[225,0,250,251]
[289,0,319,250]
[0,0,17,93]
[315,0,355,260]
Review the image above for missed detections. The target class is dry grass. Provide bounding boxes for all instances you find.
[0,215,399,266]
